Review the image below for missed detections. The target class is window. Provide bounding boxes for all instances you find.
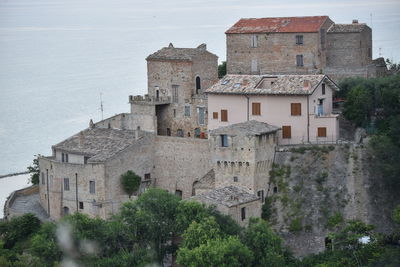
[213,112,218,119]
[241,207,246,221]
[41,172,45,185]
[196,76,201,94]
[175,190,183,199]
[177,129,184,137]
[221,109,228,122]
[282,126,292,139]
[79,201,84,209]
[273,186,278,193]
[322,83,326,95]
[89,181,95,194]
[84,156,89,164]
[317,127,327,137]
[296,55,304,67]
[64,178,70,191]
[296,35,303,45]
[144,173,151,180]
[291,103,301,116]
[257,190,265,202]
[233,176,238,182]
[62,153,64,162]
[368,47,372,58]
[252,102,261,115]
[173,109,176,118]
[172,85,179,103]
[185,106,191,117]
[251,35,258,48]
[198,107,205,125]
[221,135,229,147]
[167,128,171,136]
[195,128,200,138]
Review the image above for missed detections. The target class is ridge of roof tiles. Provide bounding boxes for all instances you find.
[146,43,217,61]
[327,23,368,33]
[205,74,338,95]
[226,16,329,34]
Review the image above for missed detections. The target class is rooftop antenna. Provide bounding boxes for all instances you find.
[370,13,372,28]
[99,92,104,121]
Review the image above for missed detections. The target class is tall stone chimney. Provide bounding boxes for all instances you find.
[352,19,359,24]
[89,119,94,129]
[135,126,141,140]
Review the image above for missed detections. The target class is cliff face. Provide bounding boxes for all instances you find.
[267,143,398,257]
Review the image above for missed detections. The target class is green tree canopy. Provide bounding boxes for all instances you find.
[120,170,141,198]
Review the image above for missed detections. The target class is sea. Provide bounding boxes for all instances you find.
[0,0,398,216]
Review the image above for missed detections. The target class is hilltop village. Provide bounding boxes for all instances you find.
[6,16,393,258]
[37,16,386,223]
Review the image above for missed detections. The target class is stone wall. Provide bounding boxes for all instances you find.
[326,28,372,69]
[153,136,212,199]
[226,30,329,75]
[3,185,38,220]
[95,112,156,133]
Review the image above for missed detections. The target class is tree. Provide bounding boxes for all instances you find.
[177,236,253,267]
[241,218,293,267]
[175,201,209,233]
[218,61,226,78]
[30,222,62,266]
[120,171,141,198]
[180,217,222,250]
[27,156,40,185]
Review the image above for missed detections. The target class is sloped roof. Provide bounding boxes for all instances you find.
[53,128,148,163]
[226,16,329,34]
[205,74,339,95]
[328,23,368,33]
[210,120,280,136]
[146,43,217,61]
[194,169,215,190]
[191,185,259,207]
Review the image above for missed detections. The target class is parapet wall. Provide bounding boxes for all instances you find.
[4,185,38,220]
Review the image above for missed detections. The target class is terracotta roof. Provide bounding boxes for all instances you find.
[328,23,368,33]
[226,16,329,34]
[210,120,280,136]
[191,186,259,207]
[146,43,217,61]
[205,74,339,95]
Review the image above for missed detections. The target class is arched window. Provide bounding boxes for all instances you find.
[196,76,201,94]
[63,206,69,216]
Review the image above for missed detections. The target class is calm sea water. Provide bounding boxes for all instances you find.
[0,0,398,200]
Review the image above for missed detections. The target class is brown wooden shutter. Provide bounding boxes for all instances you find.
[317,127,327,137]
[252,102,261,115]
[213,112,218,119]
[291,103,301,116]
[221,110,228,122]
[282,126,291,139]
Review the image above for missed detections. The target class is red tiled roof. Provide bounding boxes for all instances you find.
[226,16,329,34]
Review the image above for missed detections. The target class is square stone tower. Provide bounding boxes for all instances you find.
[209,120,279,200]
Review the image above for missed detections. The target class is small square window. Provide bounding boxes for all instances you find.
[221,135,229,147]
[241,207,246,220]
[296,35,303,45]
[144,173,151,180]
[233,176,238,182]
[296,55,304,67]
[89,181,95,194]
[184,106,191,117]
[213,112,218,119]
[79,201,84,209]
[64,178,70,191]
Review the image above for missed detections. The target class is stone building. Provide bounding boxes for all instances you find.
[225,16,385,80]
[206,74,340,144]
[129,43,218,138]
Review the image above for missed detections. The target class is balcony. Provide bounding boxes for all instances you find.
[129,94,171,105]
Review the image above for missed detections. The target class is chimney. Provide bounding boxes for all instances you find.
[303,80,310,89]
[79,131,85,147]
[89,119,94,129]
[168,43,174,48]
[352,19,359,24]
[135,126,141,140]
[197,43,207,50]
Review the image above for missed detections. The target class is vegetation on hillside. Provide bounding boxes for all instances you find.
[1,190,399,266]
[339,74,400,188]
[120,170,141,198]
[27,156,40,185]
